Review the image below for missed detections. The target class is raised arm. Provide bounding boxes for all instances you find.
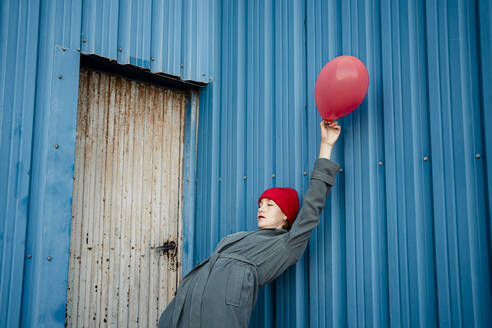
[286,120,341,261]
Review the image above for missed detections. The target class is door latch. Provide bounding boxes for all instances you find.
[156,240,178,271]
[156,241,176,253]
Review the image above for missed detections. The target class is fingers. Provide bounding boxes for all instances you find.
[330,121,341,130]
[320,120,340,129]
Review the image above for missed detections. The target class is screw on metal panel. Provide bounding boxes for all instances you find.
[58,74,63,79]
[118,48,123,52]
[202,72,206,76]
[303,171,307,176]
[243,176,247,180]
[339,168,344,173]
[186,178,190,182]
[475,154,481,159]
[27,254,32,259]
[151,57,156,61]
[272,174,276,178]
[47,256,52,261]
[209,77,213,81]
[218,178,222,182]
[54,144,59,149]
[82,38,87,43]
[378,161,383,166]
[424,156,429,161]
[181,64,184,68]
[61,46,67,51]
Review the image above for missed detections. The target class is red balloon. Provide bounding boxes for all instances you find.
[314,55,369,120]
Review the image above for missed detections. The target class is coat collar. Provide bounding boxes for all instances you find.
[217,228,287,252]
[217,231,253,252]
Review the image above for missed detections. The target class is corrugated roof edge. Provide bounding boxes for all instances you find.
[81,54,207,91]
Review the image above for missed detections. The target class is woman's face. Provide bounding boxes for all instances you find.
[257,198,288,229]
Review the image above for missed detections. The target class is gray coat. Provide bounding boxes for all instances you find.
[158,158,340,327]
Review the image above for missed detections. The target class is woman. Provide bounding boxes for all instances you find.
[159,120,341,327]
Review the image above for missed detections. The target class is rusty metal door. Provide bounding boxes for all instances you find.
[66,69,186,327]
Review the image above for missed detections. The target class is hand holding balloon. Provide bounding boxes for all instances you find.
[321,120,341,146]
[319,120,341,160]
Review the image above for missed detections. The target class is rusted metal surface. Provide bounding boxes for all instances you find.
[67,69,186,327]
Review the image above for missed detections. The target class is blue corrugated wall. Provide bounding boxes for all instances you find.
[1,0,491,327]
[194,0,492,327]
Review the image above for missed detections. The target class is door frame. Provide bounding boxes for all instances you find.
[79,54,203,276]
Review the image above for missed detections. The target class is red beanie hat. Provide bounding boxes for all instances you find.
[258,187,300,227]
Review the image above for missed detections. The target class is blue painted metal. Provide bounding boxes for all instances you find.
[195,0,492,327]
[21,46,81,327]
[80,0,215,83]
[0,1,41,326]
[424,1,491,326]
[1,0,491,327]
[14,0,83,326]
[182,90,200,276]
[478,0,492,266]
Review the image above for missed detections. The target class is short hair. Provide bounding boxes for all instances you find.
[283,219,290,230]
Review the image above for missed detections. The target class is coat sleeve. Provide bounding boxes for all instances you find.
[285,158,340,262]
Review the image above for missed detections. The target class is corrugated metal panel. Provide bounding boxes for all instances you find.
[479,0,492,282]
[181,90,200,277]
[21,48,81,328]
[307,1,387,327]
[18,0,82,326]
[79,0,218,83]
[423,1,490,326]
[194,0,492,327]
[0,1,41,327]
[195,1,310,326]
[66,70,186,327]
